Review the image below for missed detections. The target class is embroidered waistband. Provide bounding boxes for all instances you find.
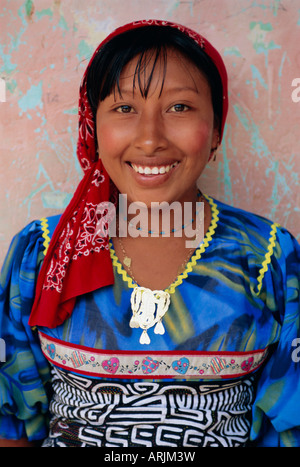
[39,331,269,380]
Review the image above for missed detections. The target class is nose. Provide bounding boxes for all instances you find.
[133,110,168,155]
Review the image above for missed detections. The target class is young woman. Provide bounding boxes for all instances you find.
[0,19,299,447]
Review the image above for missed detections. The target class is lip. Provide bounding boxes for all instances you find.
[126,160,180,186]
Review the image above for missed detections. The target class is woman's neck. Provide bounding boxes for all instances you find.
[117,188,204,242]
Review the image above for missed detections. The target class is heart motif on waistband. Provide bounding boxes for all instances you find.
[102,357,119,374]
[141,356,159,374]
[241,357,254,372]
[172,358,189,374]
[46,343,56,360]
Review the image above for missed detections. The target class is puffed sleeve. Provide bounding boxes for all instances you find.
[250,227,300,446]
[0,220,52,441]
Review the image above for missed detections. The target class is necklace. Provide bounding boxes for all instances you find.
[127,190,204,236]
[116,204,204,345]
[118,236,196,344]
[117,236,197,284]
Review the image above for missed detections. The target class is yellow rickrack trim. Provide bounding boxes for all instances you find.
[40,217,51,256]
[109,195,219,294]
[255,222,280,295]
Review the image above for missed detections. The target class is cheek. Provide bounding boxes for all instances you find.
[175,121,213,155]
[97,123,122,157]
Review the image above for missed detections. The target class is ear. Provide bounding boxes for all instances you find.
[209,127,220,161]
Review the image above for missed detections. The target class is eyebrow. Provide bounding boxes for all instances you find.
[163,86,199,94]
[116,86,199,96]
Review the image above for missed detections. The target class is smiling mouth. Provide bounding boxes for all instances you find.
[128,161,179,175]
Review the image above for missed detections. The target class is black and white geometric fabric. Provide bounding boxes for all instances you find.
[42,366,255,447]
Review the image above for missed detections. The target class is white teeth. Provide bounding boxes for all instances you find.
[131,162,178,175]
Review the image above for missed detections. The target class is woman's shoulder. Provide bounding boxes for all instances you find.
[210,196,274,229]
[16,214,61,241]
[208,195,299,256]
[16,214,60,248]
[210,196,290,235]
[1,214,61,275]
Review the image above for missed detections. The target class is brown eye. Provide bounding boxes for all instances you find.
[170,104,189,112]
[116,105,133,113]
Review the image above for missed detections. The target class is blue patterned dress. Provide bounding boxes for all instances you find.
[0,197,299,446]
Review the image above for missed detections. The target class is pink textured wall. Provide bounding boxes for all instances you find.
[0,0,299,266]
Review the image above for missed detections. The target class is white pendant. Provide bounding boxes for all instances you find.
[130,287,170,345]
[154,320,165,335]
[129,316,139,328]
[139,330,151,345]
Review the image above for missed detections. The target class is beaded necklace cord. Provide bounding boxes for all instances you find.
[126,190,204,236]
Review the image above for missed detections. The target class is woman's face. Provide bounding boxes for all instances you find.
[96,49,219,206]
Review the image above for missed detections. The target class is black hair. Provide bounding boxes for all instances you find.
[86,26,223,130]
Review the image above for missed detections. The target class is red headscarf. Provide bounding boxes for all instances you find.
[29,19,228,328]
